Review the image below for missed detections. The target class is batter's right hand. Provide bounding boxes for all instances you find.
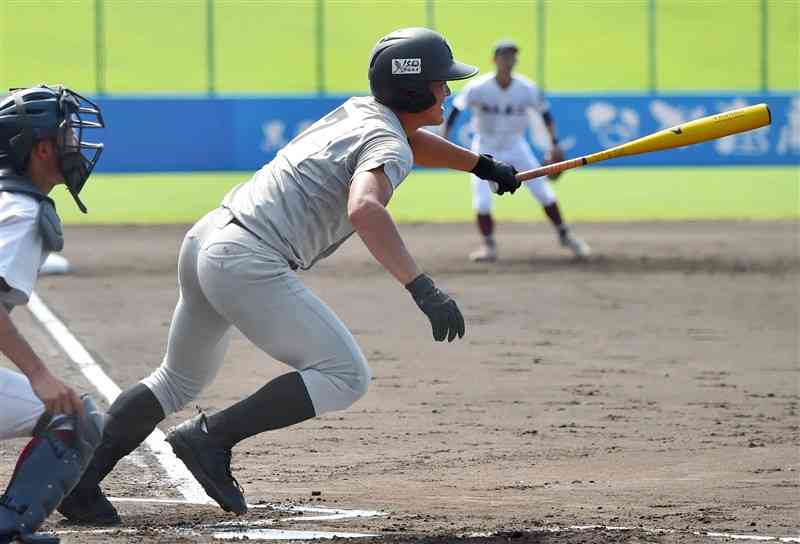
[406,273,465,342]
[29,368,85,417]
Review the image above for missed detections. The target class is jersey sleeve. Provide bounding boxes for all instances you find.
[0,196,44,307]
[451,80,476,111]
[353,130,414,190]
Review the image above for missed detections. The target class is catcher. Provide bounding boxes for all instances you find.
[0,85,106,543]
[444,39,590,262]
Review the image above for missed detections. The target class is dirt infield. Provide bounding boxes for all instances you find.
[1,221,798,543]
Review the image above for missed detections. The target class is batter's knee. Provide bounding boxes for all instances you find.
[300,352,372,416]
[349,354,372,400]
[140,363,206,417]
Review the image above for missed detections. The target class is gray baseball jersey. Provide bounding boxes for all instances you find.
[222,96,414,270]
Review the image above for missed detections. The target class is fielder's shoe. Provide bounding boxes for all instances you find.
[57,485,120,525]
[559,231,591,259]
[165,413,247,515]
[469,243,498,263]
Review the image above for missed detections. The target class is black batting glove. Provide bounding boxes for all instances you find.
[405,273,465,342]
[471,154,520,195]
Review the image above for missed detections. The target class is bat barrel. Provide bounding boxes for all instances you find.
[585,103,771,164]
[513,103,771,183]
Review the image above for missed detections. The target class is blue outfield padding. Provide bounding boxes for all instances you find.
[95,93,799,173]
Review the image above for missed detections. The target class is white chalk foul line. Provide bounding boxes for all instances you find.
[213,529,379,541]
[28,292,383,541]
[108,497,384,522]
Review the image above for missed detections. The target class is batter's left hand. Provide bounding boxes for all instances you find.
[470,154,520,195]
[406,273,465,342]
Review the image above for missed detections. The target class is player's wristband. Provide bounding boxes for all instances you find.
[470,154,495,180]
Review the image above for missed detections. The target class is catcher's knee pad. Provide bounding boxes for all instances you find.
[0,395,104,540]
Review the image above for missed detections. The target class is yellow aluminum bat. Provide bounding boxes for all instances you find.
[516,103,771,182]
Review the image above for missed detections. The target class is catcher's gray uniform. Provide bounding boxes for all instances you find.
[142,96,413,416]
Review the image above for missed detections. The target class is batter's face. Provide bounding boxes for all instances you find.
[424,80,451,125]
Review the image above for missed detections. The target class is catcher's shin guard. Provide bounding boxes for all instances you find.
[0,395,104,540]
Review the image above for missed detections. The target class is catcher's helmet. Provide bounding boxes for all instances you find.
[368,27,478,113]
[0,84,104,213]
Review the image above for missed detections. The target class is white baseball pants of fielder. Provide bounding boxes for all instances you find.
[141,208,371,417]
[0,368,45,440]
[471,139,557,214]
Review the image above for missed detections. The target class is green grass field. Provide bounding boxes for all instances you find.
[1,0,797,93]
[1,2,797,226]
[50,167,798,225]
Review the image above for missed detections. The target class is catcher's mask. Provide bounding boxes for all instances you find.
[0,84,105,213]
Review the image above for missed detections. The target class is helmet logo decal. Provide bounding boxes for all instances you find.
[391,58,422,75]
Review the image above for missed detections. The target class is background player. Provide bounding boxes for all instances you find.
[58,27,521,524]
[0,85,105,543]
[444,39,590,262]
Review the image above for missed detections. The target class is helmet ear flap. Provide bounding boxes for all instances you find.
[375,82,436,114]
[396,85,436,113]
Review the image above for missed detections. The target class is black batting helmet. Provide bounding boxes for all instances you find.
[368,27,478,113]
[0,84,105,213]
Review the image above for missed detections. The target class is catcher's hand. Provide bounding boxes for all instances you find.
[544,146,565,181]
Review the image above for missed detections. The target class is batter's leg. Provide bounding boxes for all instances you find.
[201,269,369,441]
[59,211,233,524]
[159,228,371,513]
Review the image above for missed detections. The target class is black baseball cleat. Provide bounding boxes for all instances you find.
[165,413,247,515]
[56,485,120,525]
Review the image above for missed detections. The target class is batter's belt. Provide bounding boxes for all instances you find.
[227,215,299,271]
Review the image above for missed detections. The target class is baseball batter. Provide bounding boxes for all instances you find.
[0,85,105,543]
[444,39,590,262]
[59,28,521,523]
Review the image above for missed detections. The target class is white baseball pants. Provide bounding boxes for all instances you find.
[0,368,45,440]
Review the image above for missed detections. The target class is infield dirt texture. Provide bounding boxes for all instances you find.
[1,220,797,543]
